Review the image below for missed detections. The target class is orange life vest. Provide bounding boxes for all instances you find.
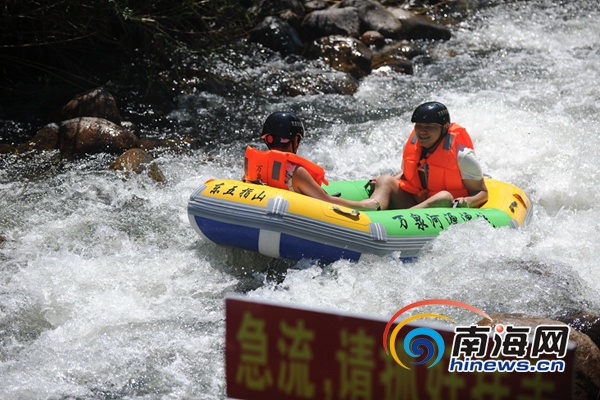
[243,146,328,190]
[399,123,474,198]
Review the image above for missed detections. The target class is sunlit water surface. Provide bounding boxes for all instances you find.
[1,1,599,398]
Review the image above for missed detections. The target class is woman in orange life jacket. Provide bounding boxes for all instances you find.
[243,111,380,211]
[368,102,489,210]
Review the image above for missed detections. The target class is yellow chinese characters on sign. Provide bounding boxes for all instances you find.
[225,297,575,400]
[235,312,273,390]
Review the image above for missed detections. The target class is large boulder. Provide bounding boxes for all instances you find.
[59,87,122,125]
[340,0,404,39]
[20,123,61,152]
[110,148,166,183]
[387,7,451,41]
[22,117,139,158]
[301,7,361,39]
[0,143,17,154]
[305,35,372,79]
[249,16,305,55]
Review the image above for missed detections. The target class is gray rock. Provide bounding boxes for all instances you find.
[340,0,404,39]
[302,7,361,39]
[249,16,305,55]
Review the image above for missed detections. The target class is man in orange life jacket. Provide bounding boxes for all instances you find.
[244,111,379,210]
[369,102,489,210]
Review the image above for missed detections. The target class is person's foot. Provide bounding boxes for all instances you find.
[361,198,381,211]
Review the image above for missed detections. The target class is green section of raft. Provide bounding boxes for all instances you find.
[323,180,515,236]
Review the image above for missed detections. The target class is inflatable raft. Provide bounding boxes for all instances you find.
[188,178,532,263]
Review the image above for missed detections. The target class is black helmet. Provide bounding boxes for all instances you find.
[261,112,304,144]
[411,102,450,125]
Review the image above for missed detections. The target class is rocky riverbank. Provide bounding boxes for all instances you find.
[1,0,473,175]
[2,0,468,152]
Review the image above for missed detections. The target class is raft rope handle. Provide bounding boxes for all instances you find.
[364,180,375,196]
[267,197,289,217]
[331,206,360,218]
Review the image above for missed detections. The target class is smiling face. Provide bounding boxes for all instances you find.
[414,123,444,149]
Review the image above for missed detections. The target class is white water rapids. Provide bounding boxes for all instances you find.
[1,1,599,398]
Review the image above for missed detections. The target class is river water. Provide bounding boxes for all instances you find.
[1,1,599,398]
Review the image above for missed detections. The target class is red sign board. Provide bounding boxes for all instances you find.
[225,296,575,400]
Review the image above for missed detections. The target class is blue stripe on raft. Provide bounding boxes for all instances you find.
[279,233,361,263]
[193,216,259,252]
[194,216,362,262]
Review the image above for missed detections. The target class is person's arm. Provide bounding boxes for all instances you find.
[455,178,488,208]
[455,146,488,208]
[292,167,379,210]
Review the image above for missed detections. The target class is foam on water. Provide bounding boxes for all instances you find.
[1,1,600,398]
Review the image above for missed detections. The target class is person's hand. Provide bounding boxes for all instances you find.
[364,178,377,195]
[365,177,377,187]
[452,197,469,208]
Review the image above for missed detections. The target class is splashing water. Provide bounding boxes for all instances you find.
[1,1,600,398]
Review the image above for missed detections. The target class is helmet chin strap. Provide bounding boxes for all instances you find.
[292,135,300,154]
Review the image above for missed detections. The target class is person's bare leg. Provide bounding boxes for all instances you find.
[369,175,396,210]
[370,175,417,210]
[392,187,418,209]
[410,191,453,209]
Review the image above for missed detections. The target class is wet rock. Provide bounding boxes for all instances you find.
[22,117,139,158]
[60,87,122,125]
[378,40,426,60]
[252,0,305,21]
[303,0,330,13]
[19,123,60,152]
[479,313,600,400]
[279,70,360,96]
[301,7,361,39]
[278,10,299,29]
[147,163,166,183]
[558,311,600,350]
[340,0,404,39]
[251,0,306,33]
[244,0,458,86]
[372,53,413,74]
[111,148,154,173]
[56,117,139,157]
[249,16,305,55]
[387,7,451,41]
[361,30,386,48]
[0,143,16,154]
[110,148,166,183]
[305,35,372,79]
[371,40,423,74]
[405,0,471,24]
